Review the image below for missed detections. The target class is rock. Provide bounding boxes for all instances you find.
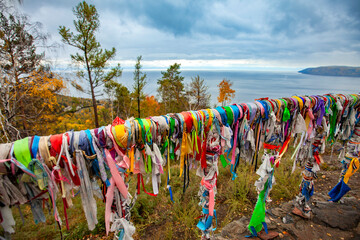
[268,207,284,218]
[294,219,308,231]
[280,201,294,213]
[257,230,279,240]
[311,192,328,202]
[212,235,228,240]
[269,201,293,218]
[341,197,360,209]
[282,214,293,224]
[265,216,277,230]
[312,201,360,230]
[220,217,248,238]
[355,222,360,234]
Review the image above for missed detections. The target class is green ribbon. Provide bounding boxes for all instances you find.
[161,139,169,155]
[147,155,152,172]
[248,180,268,234]
[220,154,229,168]
[223,106,234,126]
[13,137,32,167]
[327,96,338,143]
[280,99,290,122]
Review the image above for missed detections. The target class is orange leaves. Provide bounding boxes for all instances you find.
[23,70,66,135]
[141,96,161,117]
[26,70,65,111]
[217,79,235,106]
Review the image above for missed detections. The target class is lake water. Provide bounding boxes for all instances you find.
[118,70,360,105]
[64,69,360,106]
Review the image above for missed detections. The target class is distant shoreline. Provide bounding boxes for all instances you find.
[299,66,360,77]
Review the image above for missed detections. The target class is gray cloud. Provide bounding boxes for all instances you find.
[18,0,360,68]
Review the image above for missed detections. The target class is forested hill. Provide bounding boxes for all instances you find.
[299,66,360,77]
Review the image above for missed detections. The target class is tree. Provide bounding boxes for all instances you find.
[132,55,147,118]
[157,63,186,113]
[104,80,132,120]
[0,12,43,85]
[187,75,211,110]
[59,1,121,128]
[0,12,64,142]
[217,79,235,106]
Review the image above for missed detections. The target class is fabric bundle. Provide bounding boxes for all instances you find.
[0,93,359,240]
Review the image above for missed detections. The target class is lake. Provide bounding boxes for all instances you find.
[118,70,360,105]
[63,69,360,106]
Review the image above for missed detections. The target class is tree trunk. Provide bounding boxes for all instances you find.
[11,52,26,137]
[137,84,141,118]
[197,87,200,108]
[89,78,99,128]
[85,54,99,128]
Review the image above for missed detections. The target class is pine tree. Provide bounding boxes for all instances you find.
[157,63,185,113]
[104,80,132,120]
[132,55,147,118]
[59,1,121,128]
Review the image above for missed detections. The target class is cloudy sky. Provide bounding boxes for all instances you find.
[19,0,360,70]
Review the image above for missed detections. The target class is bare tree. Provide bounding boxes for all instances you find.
[0,11,63,142]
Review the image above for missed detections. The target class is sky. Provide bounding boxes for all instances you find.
[18,0,360,70]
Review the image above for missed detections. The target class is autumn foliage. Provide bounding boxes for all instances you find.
[141,96,162,117]
[217,79,236,106]
[0,68,65,142]
[14,70,65,136]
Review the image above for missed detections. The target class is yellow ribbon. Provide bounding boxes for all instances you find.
[113,124,128,148]
[180,131,193,177]
[129,147,135,173]
[292,96,304,111]
[344,157,359,184]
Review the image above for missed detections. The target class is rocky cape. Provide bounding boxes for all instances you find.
[299,66,360,77]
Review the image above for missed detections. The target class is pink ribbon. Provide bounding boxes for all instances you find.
[201,177,216,216]
[11,157,36,178]
[231,104,243,165]
[231,120,240,165]
[105,178,115,235]
[307,109,314,137]
[104,149,128,199]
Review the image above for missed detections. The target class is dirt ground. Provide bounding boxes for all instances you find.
[317,155,360,200]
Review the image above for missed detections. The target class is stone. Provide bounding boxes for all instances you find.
[281,201,294,213]
[282,214,293,224]
[220,217,248,238]
[355,222,360,234]
[257,230,279,240]
[312,201,360,230]
[265,216,277,230]
[213,235,227,240]
[268,207,284,218]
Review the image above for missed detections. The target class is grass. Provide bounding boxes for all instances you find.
[219,163,257,222]
[1,147,309,239]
